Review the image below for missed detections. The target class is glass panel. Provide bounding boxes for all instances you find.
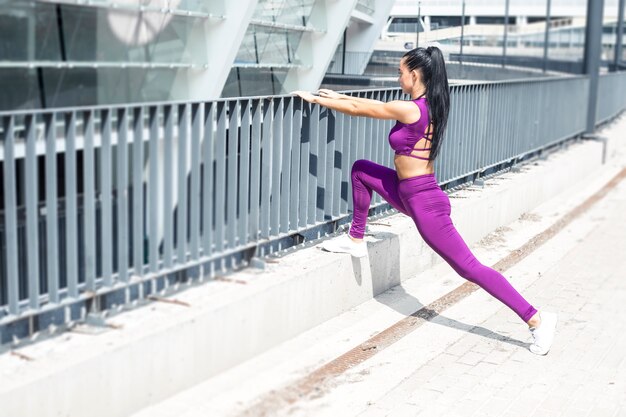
[0,1,62,61]
[58,4,206,64]
[38,0,216,15]
[253,0,316,27]
[236,26,304,65]
[177,0,213,14]
[221,67,289,98]
[40,67,179,107]
[0,68,42,110]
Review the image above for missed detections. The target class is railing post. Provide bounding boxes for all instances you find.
[460,1,465,68]
[615,0,625,70]
[584,0,605,133]
[543,0,552,72]
[503,0,509,67]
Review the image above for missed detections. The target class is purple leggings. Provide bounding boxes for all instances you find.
[349,159,537,323]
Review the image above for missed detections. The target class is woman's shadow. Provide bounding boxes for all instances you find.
[351,235,529,350]
[380,284,530,349]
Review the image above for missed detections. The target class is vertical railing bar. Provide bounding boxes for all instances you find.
[202,103,214,256]
[467,85,480,172]
[132,107,144,278]
[490,85,497,166]
[280,97,292,233]
[249,100,262,241]
[116,109,129,283]
[356,100,365,163]
[3,116,20,314]
[316,106,328,222]
[309,105,321,223]
[324,109,335,219]
[289,97,301,231]
[148,106,160,274]
[238,99,251,246]
[215,102,227,251]
[44,113,60,302]
[299,100,310,228]
[332,111,343,218]
[101,109,113,287]
[83,110,96,291]
[163,105,174,269]
[348,104,358,213]
[453,85,461,178]
[502,84,508,164]
[190,103,201,260]
[66,111,80,295]
[441,88,451,182]
[371,91,380,166]
[25,115,41,309]
[227,101,239,248]
[477,85,485,169]
[451,86,460,182]
[271,99,282,235]
[177,104,189,263]
[463,85,470,177]
[260,99,273,239]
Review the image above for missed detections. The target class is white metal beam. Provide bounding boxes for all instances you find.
[282,0,359,93]
[170,0,259,101]
[345,0,397,75]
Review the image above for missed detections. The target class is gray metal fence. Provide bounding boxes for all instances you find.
[597,71,626,124]
[1,73,625,343]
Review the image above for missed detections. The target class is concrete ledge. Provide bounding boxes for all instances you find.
[0,139,605,417]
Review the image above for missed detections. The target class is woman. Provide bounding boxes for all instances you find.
[292,47,557,355]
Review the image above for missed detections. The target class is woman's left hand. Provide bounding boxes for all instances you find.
[291,90,317,104]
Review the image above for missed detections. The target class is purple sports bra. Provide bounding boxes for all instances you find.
[388,96,433,161]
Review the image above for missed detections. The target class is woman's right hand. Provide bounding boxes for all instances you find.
[318,89,343,100]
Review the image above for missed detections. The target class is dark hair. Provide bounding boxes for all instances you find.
[402,46,450,162]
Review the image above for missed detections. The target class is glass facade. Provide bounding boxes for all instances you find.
[0,0,373,106]
[0,0,213,110]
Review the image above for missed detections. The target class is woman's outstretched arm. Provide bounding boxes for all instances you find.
[318,89,384,105]
[291,90,417,123]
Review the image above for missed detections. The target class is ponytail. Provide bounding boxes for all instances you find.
[402,46,450,162]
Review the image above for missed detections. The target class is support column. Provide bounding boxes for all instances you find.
[503,0,509,67]
[614,0,625,70]
[171,0,259,100]
[543,0,552,72]
[583,0,605,133]
[342,0,396,75]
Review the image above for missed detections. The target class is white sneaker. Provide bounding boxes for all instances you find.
[529,311,558,355]
[321,234,368,258]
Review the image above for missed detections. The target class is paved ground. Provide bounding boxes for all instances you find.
[132,112,626,417]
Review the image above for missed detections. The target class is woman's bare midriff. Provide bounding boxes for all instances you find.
[394,154,434,180]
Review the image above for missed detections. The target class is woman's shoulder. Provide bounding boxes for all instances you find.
[388,100,422,125]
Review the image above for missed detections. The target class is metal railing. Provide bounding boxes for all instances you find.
[597,71,626,123]
[1,73,626,343]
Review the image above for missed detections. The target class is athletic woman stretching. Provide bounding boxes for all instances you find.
[292,46,557,355]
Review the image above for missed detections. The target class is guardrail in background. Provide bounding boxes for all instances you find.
[1,72,626,344]
[597,71,626,123]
